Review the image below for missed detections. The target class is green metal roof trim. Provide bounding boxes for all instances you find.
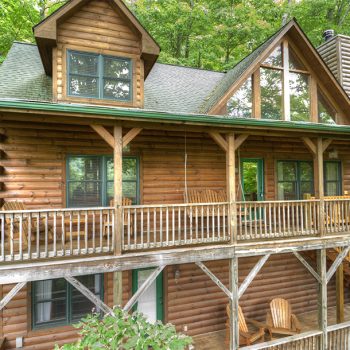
[1,99,350,135]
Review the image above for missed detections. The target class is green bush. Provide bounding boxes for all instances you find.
[54,307,192,350]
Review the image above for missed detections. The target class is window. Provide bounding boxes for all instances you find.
[277,161,313,200]
[32,274,103,329]
[227,76,252,118]
[68,51,132,102]
[324,161,342,196]
[67,156,139,207]
[318,91,336,124]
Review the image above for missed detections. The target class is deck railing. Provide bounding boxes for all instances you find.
[325,198,350,234]
[122,202,230,250]
[0,207,114,261]
[237,200,320,241]
[328,320,350,349]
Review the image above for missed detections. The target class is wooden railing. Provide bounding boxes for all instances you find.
[328,320,350,349]
[240,330,322,349]
[325,198,350,234]
[122,202,230,250]
[237,200,320,241]
[0,207,114,261]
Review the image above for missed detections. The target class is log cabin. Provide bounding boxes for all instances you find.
[2,1,350,349]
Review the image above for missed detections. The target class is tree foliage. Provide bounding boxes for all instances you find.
[54,307,192,350]
[1,0,350,69]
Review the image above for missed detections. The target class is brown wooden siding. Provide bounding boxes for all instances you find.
[1,120,350,347]
[54,0,144,108]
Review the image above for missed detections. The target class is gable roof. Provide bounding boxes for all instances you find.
[33,0,160,77]
[0,42,223,114]
[200,19,350,119]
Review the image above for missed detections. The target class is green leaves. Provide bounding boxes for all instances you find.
[55,307,192,350]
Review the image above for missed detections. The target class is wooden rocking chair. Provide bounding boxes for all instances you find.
[266,298,301,337]
[225,304,267,346]
[103,198,133,235]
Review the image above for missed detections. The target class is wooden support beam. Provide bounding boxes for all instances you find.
[229,256,239,350]
[238,254,270,299]
[65,276,113,315]
[0,282,26,311]
[322,139,333,153]
[234,134,249,151]
[326,245,350,283]
[310,76,318,123]
[336,262,344,323]
[293,252,321,283]
[316,138,325,236]
[227,133,236,244]
[208,132,228,152]
[91,125,114,148]
[123,128,143,148]
[302,137,316,155]
[252,70,261,119]
[283,40,291,121]
[317,249,327,350]
[196,262,232,299]
[123,266,165,312]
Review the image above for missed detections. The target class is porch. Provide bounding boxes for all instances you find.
[194,304,350,349]
[1,198,349,263]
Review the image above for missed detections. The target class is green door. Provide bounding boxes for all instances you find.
[240,159,264,201]
[132,268,164,323]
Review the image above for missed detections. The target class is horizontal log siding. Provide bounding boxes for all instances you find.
[1,120,350,345]
[55,0,143,107]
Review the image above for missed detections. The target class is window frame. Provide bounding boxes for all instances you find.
[66,155,140,208]
[31,274,104,330]
[277,160,314,200]
[324,160,342,196]
[67,50,133,102]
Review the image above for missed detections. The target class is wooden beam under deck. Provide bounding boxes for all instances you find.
[1,236,350,285]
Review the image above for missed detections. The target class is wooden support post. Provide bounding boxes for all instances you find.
[227,133,236,244]
[317,249,328,350]
[65,276,113,315]
[326,245,350,283]
[316,138,325,237]
[123,266,165,312]
[0,282,26,311]
[336,262,344,323]
[114,126,123,307]
[208,132,228,152]
[229,256,239,350]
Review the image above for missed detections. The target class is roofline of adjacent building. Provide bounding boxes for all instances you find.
[1,99,350,136]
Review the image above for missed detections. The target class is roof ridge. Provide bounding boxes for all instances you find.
[12,41,37,47]
[154,62,225,74]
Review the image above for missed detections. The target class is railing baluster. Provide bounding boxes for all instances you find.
[148,207,151,248]
[36,213,40,258]
[189,205,193,244]
[141,208,144,248]
[85,211,88,254]
[92,211,96,253]
[45,212,48,258]
[61,213,65,256]
[195,206,198,242]
[1,214,5,261]
[53,212,57,257]
[19,213,23,260]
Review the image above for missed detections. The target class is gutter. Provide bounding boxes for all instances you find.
[1,99,350,136]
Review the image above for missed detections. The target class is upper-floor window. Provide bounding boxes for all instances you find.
[227,41,337,124]
[68,51,132,102]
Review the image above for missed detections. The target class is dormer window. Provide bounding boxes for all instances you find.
[68,51,132,102]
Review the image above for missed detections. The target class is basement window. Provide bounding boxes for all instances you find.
[68,50,132,102]
[32,274,103,329]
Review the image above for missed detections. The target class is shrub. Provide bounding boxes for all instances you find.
[54,307,192,350]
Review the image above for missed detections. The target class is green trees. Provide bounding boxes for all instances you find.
[2,0,350,69]
[54,307,192,350]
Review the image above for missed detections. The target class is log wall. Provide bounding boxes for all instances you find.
[1,120,350,346]
[54,0,144,108]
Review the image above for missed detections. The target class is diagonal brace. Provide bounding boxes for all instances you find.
[0,282,26,311]
[196,262,232,299]
[238,254,270,299]
[293,252,321,283]
[65,276,113,315]
[123,266,165,312]
[326,246,350,284]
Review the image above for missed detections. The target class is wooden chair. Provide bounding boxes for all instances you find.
[225,304,267,346]
[104,198,133,235]
[1,201,53,249]
[266,298,301,337]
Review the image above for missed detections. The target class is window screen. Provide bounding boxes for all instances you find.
[324,161,341,196]
[68,50,132,102]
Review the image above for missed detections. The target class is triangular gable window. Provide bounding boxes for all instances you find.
[226,40,338,124]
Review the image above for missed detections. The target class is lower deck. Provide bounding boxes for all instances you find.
[194,304,350,349]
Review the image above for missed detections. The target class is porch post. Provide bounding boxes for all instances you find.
[315,138,325,237]
[336,257,345,323]
[317,248,328,350]
[229,256,239,350]
[113,125,123,306]
[227,133,237,244]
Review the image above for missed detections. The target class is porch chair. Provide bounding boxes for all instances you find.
[1,201,53,249]
[266,298,301,337]
[225,304,268,346]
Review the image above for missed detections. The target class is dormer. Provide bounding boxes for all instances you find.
[202,20,350,125]
[33,0,160,107]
